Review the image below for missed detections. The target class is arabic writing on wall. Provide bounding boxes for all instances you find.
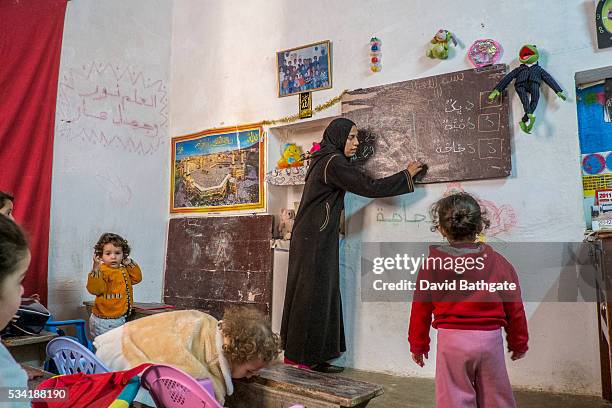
[374,182,517,238]
[375,204,428,224]
[56,62,168,156]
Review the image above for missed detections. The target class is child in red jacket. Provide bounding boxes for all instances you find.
[408,192,528,408]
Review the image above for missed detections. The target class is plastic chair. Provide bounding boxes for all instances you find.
[141,364,309,408]
[140,364,223,408]
[44,316,93,350]
[46,336,110,375]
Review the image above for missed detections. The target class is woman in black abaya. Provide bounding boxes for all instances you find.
[281,118,424,372]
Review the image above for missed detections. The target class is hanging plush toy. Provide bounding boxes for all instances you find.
[488,44,567,133]
[426,29,457,60]
[468,39,503,68]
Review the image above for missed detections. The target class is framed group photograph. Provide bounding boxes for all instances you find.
[277,40,332,97]
[170,124,266,213]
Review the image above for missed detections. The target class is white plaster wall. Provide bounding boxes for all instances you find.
[169,0,602,395]
[49,0,172,320]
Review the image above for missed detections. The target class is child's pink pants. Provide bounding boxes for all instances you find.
[435,328,516,408]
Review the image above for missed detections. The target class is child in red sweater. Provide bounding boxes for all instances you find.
[408,192,528,408]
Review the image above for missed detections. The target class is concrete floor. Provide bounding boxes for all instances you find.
[342,369,612,408]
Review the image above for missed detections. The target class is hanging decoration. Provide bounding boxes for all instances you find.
[262,90,347,126]
[370,37,382,72]
[170,124,265,213]
[489,44,567,134]
[299,92,313,119]
[277,40,332,97]
[468,39,503,68]
[426,29,457,60]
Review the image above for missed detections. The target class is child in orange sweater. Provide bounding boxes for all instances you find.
[87,232,142,338]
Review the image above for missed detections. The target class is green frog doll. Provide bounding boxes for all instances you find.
[488,44,567,133]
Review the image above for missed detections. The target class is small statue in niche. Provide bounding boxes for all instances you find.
[277,143,304,169]
[278,208,296,240]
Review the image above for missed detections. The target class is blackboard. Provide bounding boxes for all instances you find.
[164,215,273,319]
[342,65,512,183]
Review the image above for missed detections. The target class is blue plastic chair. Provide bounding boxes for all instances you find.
[46,336,110,375]
[44,317,92,350]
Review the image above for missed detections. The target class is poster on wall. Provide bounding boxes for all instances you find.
[577,82,612,197]
[605,78,612,122]
[581,151,612,197]
[170,124,265,213]
[277,40,332,97]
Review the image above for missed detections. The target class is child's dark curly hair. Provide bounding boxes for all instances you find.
[430,192,490,241]
[0,216,28,293]
[94,233,130,257]
[220,306,282,364]
[0,191,14,209]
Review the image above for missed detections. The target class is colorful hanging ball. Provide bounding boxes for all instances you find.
[370,37,382,73]
[467,39,503,68]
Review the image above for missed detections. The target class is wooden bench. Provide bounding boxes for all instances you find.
[226,364,383,408]
[2,331,58,368]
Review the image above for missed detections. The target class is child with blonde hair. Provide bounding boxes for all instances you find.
[87,232,142,338]
[95,306,282,405]
[409,192,528,408]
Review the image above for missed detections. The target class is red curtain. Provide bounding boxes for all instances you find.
[0,0,68,305]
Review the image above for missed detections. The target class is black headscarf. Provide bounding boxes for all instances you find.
[305,118,355,181]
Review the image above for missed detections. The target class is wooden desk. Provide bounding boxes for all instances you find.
[2,331,57,368]
[591,237,612,402]
[23,364,54,389]
[83,301,177,321]
[226,364,383,408]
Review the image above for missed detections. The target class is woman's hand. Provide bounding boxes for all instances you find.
[407,161,425,178]
[123,257,132,266]
[411,352,428,367]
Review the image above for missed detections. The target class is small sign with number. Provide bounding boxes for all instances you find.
[299,92,312,119]
[596,188,612,205]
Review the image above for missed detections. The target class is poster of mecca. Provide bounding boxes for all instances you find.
[170,124,265,213]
